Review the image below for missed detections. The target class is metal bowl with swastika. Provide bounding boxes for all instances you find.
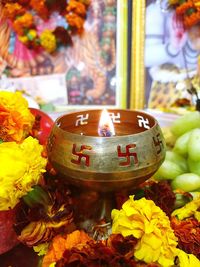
[47,109,166,192]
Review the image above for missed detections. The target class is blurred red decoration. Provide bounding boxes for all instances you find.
[29,108,54,145]
[0,209,19,255]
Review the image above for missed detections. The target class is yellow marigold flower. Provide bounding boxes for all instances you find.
[172,197,200,221]
[176,249,200,267]
[0,91,35,142]
[194,1,200,7]
[111,196,178,267]
[0,136,47,211]
[18,35,29,44]
[27,29,37,41]
[40,30,56,53]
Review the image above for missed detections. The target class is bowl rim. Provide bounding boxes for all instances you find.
[51,108,160,139]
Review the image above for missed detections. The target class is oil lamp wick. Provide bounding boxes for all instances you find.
[98,109,115,137]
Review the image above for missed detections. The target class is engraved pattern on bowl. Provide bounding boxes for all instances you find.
[47,109,166,192]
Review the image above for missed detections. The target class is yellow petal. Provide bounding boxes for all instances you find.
[176,249,200,267]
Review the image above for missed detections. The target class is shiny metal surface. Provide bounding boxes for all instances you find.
[47,109,166,192]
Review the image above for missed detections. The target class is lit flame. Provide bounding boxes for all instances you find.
[98,109,115,137]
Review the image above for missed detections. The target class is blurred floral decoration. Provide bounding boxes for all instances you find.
[167,1,200,110]
[168,0,200,28]
[1,0,90,54]
[0,90,74,254]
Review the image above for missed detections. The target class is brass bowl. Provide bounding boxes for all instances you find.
[47,109,166,192]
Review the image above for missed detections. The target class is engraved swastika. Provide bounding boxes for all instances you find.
[71,144,92,167]
[75,114,89,126]
[153,133,163,154]
[109,112,121,123]
[117,144,139,166]
[137,115,150,129]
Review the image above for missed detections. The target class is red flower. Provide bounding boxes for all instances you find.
[55,234,157,267]
[171,217,200,259]
[143,181,176,216]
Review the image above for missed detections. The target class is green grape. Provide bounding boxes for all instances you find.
[188,128,200,161]
[154,160,184,181]
[165,151,188,172]
[170,111,200,137]
[173,130,192,156]
[188,157,200,176]
[171,173,200,192]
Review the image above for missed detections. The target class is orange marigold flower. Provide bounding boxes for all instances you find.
[13,13,34,36]
[67,0,87,16]
[66,13,85,32]
[171,217,200,259]
[176,2,194,15]
[184,12,200,28]
[42,233,156,267]
[16,12,34,28]
[13,20,24,36]
[30,0,49,20]
[3,3,25,20]
[42,230,92,267]
[0,91,35,142]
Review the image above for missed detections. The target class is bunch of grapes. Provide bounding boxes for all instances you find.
[155,111,200,198]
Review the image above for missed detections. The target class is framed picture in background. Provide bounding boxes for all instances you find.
[0,0,129,112]
[130,0,200,112]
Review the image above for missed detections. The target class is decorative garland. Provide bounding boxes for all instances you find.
[168,0,200,28]
[1,0,90,54]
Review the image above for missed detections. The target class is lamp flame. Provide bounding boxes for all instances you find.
[98,109,115,137]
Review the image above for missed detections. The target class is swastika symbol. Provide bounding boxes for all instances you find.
[117,144,139,166]
[137,115,150,129]
[109,112,121,123]
[75,114,89,126]
[153,133,163,154]
[71,144,92,167]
